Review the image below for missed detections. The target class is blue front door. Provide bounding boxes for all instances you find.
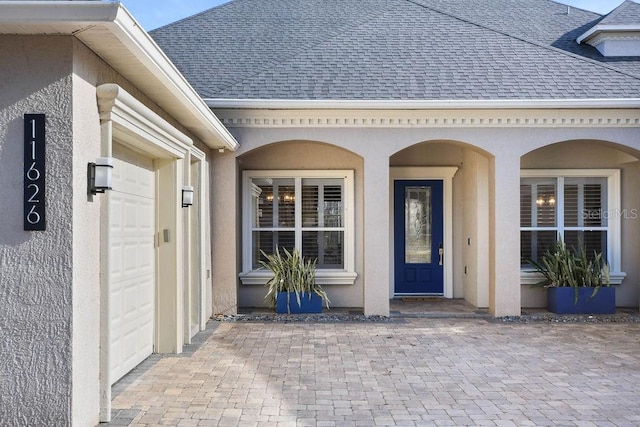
[394,180,444,295]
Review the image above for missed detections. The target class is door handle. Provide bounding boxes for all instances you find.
[438,242,443,266]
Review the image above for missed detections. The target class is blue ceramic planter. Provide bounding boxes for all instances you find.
[547,287,615,314]
[276,292,323,314]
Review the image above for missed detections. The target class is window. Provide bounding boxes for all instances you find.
[520,170,621,273]
[240,170,356,285]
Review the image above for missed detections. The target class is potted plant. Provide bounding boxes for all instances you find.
[260,247,330,314]
[528,239,614,314]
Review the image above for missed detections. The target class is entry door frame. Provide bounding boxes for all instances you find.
[389,167,458,299]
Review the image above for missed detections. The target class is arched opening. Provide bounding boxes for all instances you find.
[390,140,494,309]
[237,140,365,309]
[520,139,640,309]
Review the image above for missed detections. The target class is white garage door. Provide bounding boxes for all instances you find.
[109,144,155,384]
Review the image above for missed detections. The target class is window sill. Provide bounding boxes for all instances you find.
[520,271,626,286]
[239,270,358,286]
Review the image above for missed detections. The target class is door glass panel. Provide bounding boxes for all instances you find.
[405,186,431,264]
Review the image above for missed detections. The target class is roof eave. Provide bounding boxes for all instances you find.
[0,1,239,151]
[205,98,640,110]
[577,24,640,44]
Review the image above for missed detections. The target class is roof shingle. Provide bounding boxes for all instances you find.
[150,0,640,100]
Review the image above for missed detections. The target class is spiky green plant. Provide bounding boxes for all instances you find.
[527,238,610,304]
[260,246,330,312]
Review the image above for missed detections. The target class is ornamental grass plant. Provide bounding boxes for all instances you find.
[527,238,611,303]
[260,247,330,310]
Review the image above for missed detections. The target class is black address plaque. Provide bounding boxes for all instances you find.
[24,114,46,231]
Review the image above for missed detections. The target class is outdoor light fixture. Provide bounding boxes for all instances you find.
[182,186,194,208]
[88,157,113,195]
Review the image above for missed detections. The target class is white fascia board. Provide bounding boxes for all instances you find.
[0,1,239,151]
[105,5,238,151]
[206,98,640,110]
[577,24,640,44]
[0,1,119,23]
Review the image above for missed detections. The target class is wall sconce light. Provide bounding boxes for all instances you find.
[88,157,113,195]
[182,186,194,208]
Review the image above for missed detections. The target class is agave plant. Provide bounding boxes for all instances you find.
[260,246,330,310]
[527,238,610,303]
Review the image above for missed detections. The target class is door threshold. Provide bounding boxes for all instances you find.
[395,295,445,301]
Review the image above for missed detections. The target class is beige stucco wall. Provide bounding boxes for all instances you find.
[389,142,491,306]
[236,141,365,308]
[214,116,640,315]
[210,150,239,314]
[461,149,491,308]
[521,139,640,308]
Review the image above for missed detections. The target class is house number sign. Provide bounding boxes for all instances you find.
[24,114,46,231]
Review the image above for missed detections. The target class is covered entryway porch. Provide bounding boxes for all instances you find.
[385,141,496,314]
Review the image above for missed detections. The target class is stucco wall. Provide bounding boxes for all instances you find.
[460,149,491,308]
[70,38,106,425]
[521,140,640,308]
[390,143,491,306]
[0,33,216,426]
[236,141,365,308]
[216,119,640,315]
[0,35,74,424]
[391,142,465,298]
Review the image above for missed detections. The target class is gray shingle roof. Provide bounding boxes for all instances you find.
[600,0,640,25]
[151,0,640,100]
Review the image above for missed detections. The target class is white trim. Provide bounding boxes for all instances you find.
[389,167,458,299]
[521,271,627,285]
[0,1,239,151]
[520,169,624,282]
[188,146,208,334]
[0,1,119,22]
[239,270,358,286]
[207,98,640,110]
[103,6,238,151]
[97,84,192,158]
[240,170,357,286]
[577,24,640,44]
[97,84,192,423]
[213,108,640,129]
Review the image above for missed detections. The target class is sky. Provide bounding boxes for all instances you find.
[122,0,629,31]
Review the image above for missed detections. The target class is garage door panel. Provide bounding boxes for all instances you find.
[109,144,155,385]
[110,244,123,279]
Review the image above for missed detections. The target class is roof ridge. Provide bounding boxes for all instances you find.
[600,0,635,24]
[403,0,640,82]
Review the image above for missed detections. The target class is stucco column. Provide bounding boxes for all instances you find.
[363,152,390,316]
[489,153,521,317]
[211,151,238,315]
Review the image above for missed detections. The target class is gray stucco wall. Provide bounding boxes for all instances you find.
[0,35,74,424]
[1,34,216,425]
[71,38,104,425]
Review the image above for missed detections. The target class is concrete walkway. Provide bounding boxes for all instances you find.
[107,315,640,426]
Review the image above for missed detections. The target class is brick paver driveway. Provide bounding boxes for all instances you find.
[110,318,640,426]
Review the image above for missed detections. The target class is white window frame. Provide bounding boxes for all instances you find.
[239,170,357,285]
[520,169,625,285]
